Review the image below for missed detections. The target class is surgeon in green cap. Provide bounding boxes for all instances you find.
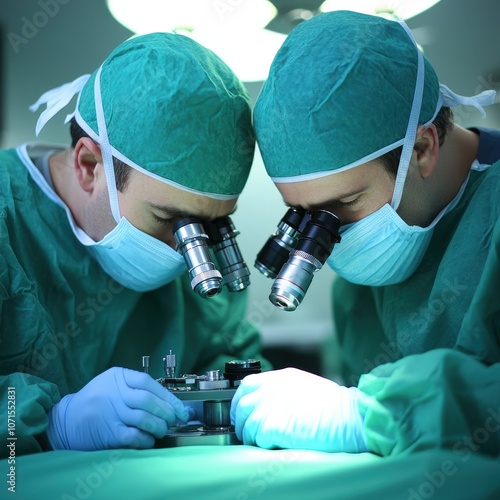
[231,11,500,458]
[0,32,270,456]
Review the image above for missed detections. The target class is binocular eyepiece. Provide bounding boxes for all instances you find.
[173,216,250,299]
[173,208,340,310]
[255,208,341,312]
[255,207,306,279]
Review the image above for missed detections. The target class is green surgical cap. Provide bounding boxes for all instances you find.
[254,11,440,181]
[76,33,255,198]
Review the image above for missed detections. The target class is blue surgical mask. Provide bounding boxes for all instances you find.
[75,218,186,292]
[326,205,434,286]
[326,169,473,286]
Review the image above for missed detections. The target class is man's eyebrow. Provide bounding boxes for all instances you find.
[147,202,194,219]
[284,189,362,210]
[147,202,238,219]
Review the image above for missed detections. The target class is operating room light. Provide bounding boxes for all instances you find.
[105,0,284,82]
[319,0,442,20]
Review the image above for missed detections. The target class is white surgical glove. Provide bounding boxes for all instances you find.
[230,368,369,453]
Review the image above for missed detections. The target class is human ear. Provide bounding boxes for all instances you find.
[414,124,439,178]
[73,137,103,192]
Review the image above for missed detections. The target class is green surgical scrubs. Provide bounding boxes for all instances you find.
[0,146,269,458]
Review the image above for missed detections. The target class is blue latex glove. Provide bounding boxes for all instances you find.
[47,367,189,450]
[230,368,369,453]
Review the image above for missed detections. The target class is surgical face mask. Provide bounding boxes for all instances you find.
[79,218,186,292]
[326,172,470,286]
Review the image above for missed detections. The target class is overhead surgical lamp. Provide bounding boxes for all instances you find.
[105,0,285,82]
[319,0,442,20]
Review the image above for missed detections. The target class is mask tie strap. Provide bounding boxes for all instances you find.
[94,65,121,223]
[439,84,496,118]
[390,20,424,211]
[29,74,91,136]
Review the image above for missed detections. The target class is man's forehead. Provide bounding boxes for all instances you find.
[146,199,237,221]
[276,160,385,206]
[127,168,237,218]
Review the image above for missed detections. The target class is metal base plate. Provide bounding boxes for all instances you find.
[155,424,242,448]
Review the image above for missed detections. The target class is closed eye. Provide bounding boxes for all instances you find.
[152,214,173,226]
[339,198,359,208]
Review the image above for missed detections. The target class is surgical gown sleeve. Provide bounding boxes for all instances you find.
[357,349,500,458]
[0,166,62,455]
[0,373,59,455]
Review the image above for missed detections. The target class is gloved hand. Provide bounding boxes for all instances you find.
[47,367,189,451]
[230,368,369,453]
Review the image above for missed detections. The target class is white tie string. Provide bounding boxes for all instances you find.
[29,74,91,136]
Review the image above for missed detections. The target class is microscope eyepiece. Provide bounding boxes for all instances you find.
[254,207,307,279]
[173,217,223,298]
[268,210,341,311]
[205,216,250,293]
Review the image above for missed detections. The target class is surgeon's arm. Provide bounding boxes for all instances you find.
[0,373,60,458]
[358,348,500,457]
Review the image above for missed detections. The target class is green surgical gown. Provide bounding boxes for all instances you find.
[333,154,500,457]
[0,146,269,458]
